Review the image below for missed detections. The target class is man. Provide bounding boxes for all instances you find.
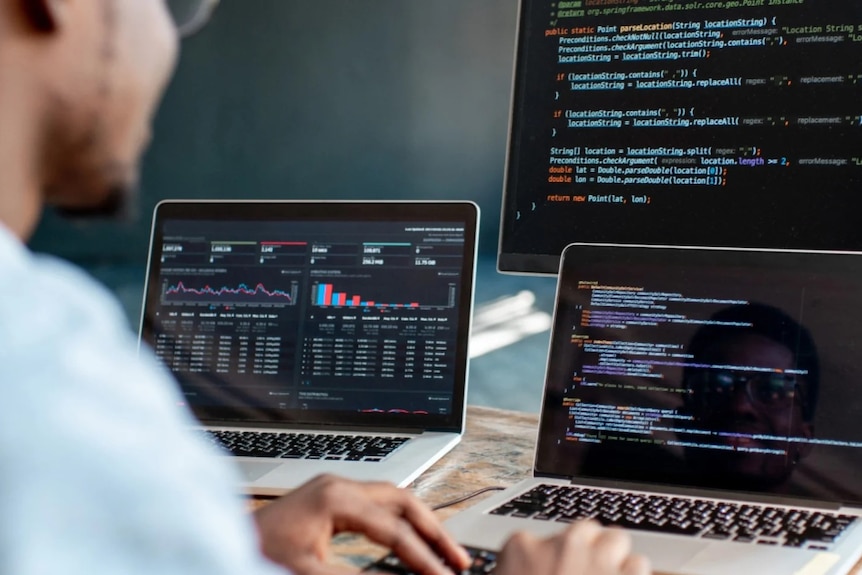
[680,303,819,493]
[0,1,650,574]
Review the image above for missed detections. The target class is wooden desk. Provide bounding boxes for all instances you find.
[256,405,862,574]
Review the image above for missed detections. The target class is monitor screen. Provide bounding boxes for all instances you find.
[498,0,862,274]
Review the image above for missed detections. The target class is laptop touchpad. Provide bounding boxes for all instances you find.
[682,543,819,575]
[237,461,281,482]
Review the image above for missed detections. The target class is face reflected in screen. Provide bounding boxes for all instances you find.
[681,304,817,490]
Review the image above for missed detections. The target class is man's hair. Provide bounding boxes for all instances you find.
[683,302,820,422]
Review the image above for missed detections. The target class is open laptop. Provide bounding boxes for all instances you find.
[138,200,478,495]
[446,243,862,575]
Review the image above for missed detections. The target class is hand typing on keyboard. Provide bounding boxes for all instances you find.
[253,474,650,575]
[365,520,651,575]
[254,474,471,575]
[495,520,651,575]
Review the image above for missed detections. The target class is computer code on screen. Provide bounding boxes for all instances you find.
[535,245,862,500]
[499,0,862,273]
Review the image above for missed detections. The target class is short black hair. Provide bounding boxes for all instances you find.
[683,302,820,422]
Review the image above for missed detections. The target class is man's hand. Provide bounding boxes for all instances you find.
[253,474,471,575]
[496,520,651,575]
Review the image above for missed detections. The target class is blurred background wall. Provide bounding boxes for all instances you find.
[29,0,519,265]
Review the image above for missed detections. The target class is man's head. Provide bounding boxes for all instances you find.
[0,0,178,236]
[681,303,819,489]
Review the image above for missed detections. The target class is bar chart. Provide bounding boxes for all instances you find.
[312,283,420,308]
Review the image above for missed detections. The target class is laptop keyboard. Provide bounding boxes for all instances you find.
[490,484,856,549]
[203,430,411,462]
[363,546,497,574]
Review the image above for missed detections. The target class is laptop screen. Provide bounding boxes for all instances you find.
[535,243,862,504]
[140,201,477,432]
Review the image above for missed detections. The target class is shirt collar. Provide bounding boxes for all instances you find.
[0,221,29,265]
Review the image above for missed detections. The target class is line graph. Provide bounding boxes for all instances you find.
[162,279,299,305]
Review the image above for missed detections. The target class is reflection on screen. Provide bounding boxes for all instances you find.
[537,246,862,503]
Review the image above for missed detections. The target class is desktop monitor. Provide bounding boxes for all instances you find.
[497,0,862,275]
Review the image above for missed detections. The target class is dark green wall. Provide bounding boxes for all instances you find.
[29,0,518,264]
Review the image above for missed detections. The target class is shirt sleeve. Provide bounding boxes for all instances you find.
[0,255,289,575]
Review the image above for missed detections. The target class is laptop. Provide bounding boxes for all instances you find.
[445,243,862,575]
[138,200,479,495]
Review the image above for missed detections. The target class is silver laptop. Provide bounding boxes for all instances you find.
[139,200,478,495]
[446,243,862,575]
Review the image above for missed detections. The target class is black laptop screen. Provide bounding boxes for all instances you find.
[536,244,862,504]
[140,201,477,432]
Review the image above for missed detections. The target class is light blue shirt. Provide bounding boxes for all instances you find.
[0,224,287,575]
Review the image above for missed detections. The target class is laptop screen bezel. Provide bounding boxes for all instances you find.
[139,200,478,433]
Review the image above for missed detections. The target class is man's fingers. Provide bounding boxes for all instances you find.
[496,520,651,575]
[560,522,649,575]
[336,497,461,575]
[292,478,469,574]
[396,490,472,569]
[591,527,635,572]
[495,530,540,575]
[564,519,604,543]
[294,560,357,575]
[621,553,652,575]
[552,520,604,573]
[341,482,471,571]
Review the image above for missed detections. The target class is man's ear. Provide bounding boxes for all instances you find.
[19,0,68,32]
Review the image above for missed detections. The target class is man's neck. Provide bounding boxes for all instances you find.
[0,46,44,242]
